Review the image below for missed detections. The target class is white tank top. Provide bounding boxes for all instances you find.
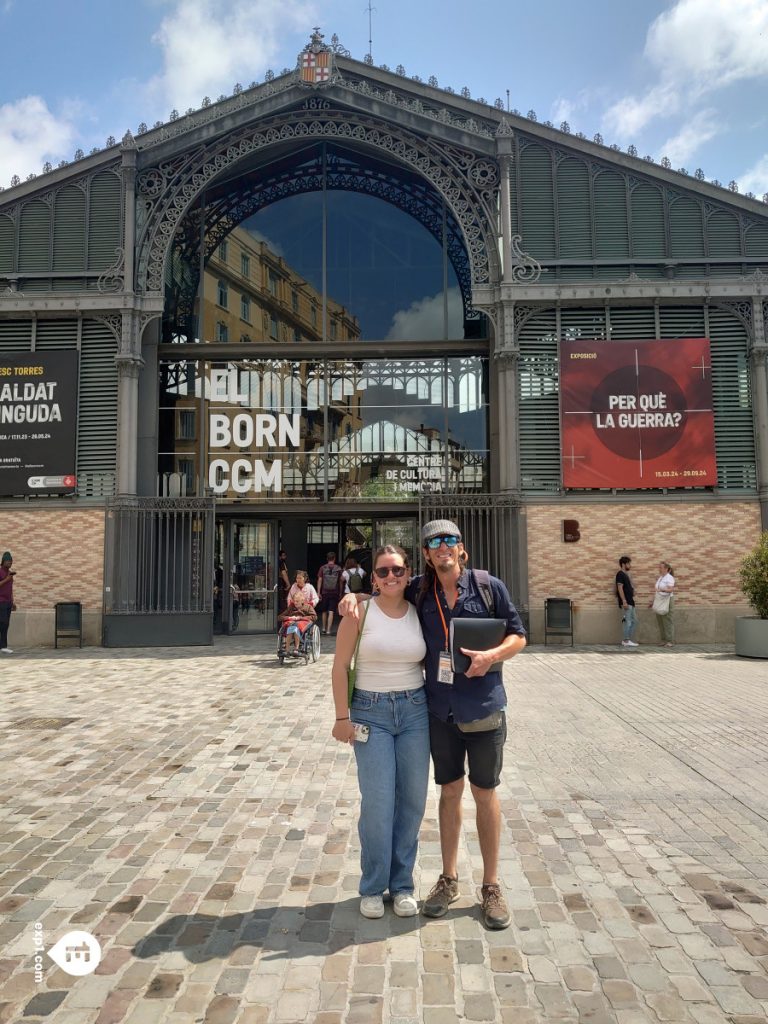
[355,598,426,693]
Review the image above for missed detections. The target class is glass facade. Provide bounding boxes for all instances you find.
[163,143,487,346]
[158,356,489,501]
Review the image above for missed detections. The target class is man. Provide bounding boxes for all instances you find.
[616,555,638,647]
[0,551,17,654]
[339,520,526,929]
[317,551,343,635]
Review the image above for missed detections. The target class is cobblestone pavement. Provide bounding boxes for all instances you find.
[2,639,768,1024]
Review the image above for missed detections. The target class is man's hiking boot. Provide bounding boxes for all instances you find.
[421,874,459,918]
[480,883,511,929]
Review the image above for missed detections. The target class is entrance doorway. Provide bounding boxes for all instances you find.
[214,513,418,634]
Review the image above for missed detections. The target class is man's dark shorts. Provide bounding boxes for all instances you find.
[318,593,340,614]
[429,712,506,789]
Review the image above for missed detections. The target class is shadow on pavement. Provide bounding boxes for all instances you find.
[132,901,480,963]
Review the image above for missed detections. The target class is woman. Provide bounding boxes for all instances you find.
[279,570,318,655]
[332,545,429,919]
[652,561,676,647]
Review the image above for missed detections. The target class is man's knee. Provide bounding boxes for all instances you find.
[469,782,498,807]
[440,778,464,803]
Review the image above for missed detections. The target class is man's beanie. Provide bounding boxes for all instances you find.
[1,552,11,562]
[421,520,462,545]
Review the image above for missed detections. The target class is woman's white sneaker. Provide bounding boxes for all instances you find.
[393,893,418,917]
[360,894,385,918]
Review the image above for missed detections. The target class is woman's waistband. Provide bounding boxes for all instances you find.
[352,685,425,699]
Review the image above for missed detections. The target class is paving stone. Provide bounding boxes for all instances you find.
[740,974,768,999]
[602,980,639,1008]
[627,963,669,992]
[708,986,762,1014]
[462,992,497,1021]
[563,966,597,991]
[489,947,525,972]
[594,956,628,980]
[494,973,530,1005]
[644,991,690,1020]
[423,973,454,1005]
[670,973,715,1002]
[572,991,618,1023]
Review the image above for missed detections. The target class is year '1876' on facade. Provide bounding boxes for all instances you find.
[1,30,767,647]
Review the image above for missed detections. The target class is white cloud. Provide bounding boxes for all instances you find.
[386,288,463,341]
[603,84,678,141]
[147,0,315,113]
[602,0,768,146]
[646,0,768,87]
[659,109,719,166]
[0,96,76,184]
[740,154,768,196]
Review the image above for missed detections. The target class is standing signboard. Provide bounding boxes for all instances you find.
[0,351,79,496]
[559,338,717,489]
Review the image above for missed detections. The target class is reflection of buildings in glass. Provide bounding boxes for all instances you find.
[201,226,360,345]
[160,355,488,500]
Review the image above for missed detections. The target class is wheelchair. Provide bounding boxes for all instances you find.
[277,613,321,665]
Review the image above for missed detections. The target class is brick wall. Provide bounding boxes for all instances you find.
[0,507,105,645]
[0,507,105,610]
[525,500,762,643]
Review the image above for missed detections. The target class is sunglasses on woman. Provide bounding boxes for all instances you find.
[425,535,460,549]
[373,565,407,579]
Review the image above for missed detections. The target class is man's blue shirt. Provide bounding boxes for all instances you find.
[405,570,526,724]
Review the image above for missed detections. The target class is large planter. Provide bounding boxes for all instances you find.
[735,616,768,659]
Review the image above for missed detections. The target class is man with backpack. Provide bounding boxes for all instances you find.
[317,551,343,635]
[341,556,366,596]
[338,519,526,929]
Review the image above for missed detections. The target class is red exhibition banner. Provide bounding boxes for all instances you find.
[559,338,717,489]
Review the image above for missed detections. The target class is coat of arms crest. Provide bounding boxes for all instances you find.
[299,28,334,86]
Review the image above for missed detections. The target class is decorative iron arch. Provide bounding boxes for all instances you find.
[169,142,479,327]
[135,107,501,296]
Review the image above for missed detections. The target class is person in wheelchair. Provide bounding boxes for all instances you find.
[278,569,319,655]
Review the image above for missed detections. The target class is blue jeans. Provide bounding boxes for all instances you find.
[350,687,430,897]
[622,605,637,641]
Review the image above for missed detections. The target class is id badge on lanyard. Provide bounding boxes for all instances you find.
[438,651,453,685]
[435,579,454,685]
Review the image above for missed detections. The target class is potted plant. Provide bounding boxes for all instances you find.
[735,530,768,658]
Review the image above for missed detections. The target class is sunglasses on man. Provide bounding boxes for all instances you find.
[373,565,407,579]
[425,535,460,549]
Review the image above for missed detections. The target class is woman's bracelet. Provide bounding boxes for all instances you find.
[335,716,350,721]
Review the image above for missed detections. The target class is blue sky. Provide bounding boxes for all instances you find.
[1,0,767,198]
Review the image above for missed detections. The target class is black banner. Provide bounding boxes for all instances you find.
[0,351,79,496]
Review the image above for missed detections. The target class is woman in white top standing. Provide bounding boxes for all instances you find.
[653,561,676,647]
[332,545,428,920]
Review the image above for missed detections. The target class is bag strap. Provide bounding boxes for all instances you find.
[472,569,495,616]
[349,600,369,673]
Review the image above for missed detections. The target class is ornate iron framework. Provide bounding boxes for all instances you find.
[135,108,501,297]
[167,142,478,332]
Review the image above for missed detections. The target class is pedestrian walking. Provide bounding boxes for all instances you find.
[616,555,639,647]
[341,555,366,595]
[331,545,429,920]
[0,552,16,654]
[651,560,676,647]
[317,551,343,635]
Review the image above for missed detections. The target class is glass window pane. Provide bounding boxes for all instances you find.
[326,191,446,341]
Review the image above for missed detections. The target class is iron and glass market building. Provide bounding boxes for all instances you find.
[1,31,767,647]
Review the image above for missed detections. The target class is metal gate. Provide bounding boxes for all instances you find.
[103,497,216,647]
[418,493,527,613]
